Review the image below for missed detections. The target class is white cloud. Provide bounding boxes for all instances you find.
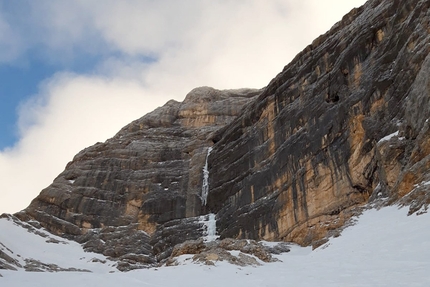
[0,73,170,212]
[0,0,366,213]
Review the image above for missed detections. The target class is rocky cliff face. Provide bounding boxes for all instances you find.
[207,0,430,246]
[17,87,261,266]
[14,0,430,268]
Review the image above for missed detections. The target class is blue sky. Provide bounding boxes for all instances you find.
[0,49,156,150]
[0,0,367,213]
[0,54,106,148]
[0,63,51,148]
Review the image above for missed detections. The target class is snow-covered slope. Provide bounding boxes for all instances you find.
[1,206,430,286]
[0,215,116,273]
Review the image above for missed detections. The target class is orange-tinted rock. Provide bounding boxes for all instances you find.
[14,0,430,268]
[208,0,430,245]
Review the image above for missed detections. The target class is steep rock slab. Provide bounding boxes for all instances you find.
[208,0,430,245]
[17,87,260,261]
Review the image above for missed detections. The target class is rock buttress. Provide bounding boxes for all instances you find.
[207,0,430,246]
[17,87,260,263]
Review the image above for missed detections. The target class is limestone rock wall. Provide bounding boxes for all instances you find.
[18,87,260,250]
[13,0,430,267]
[207,0,430,245]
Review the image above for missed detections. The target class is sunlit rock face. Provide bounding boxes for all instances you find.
[15,0,430,268]
[207,0,430,245]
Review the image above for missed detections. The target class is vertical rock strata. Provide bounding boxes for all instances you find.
[208,0,430,245]
[18,87,260,261]
[15,0,430,265]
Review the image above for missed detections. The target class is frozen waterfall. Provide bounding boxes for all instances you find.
[201,147,212,206]
[200,148,217,242]
[200,213,218,242]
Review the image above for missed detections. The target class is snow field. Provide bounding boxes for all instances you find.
[1,206,430,286]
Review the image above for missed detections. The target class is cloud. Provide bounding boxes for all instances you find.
[0,72,170,212]
[0,0,366,213]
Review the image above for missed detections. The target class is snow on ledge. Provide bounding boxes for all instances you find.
[378,131,399,143]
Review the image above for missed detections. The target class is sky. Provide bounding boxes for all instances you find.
[0,0,367,214]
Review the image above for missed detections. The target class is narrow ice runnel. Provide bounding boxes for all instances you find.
[201,147,213,206]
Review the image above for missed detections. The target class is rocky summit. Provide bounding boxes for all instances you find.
[5,0,430,270]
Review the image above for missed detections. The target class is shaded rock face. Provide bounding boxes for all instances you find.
[15,0,430,268]
[150,216,206,262]
[17,87,260,264]
[207,0,430,245]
